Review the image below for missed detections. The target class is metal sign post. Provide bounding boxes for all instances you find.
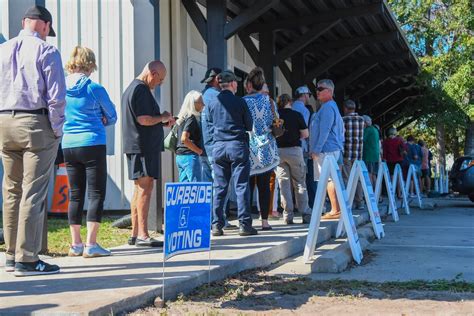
[392,164,410,215]
[404,165,423,208]
[303,155,363,264]
[336,160,385,239]
[374,162,399,221]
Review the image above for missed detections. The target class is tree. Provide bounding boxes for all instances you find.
[388,0,474,166]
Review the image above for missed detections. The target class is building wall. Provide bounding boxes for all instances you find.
[44,0,136,210]
[0,0,8,43]
[0,0,293,211]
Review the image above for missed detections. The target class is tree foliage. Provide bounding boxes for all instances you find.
[388,0,474,155]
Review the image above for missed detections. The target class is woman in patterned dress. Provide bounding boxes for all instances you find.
[243,67,280,230]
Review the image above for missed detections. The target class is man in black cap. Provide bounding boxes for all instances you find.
[205,70,257,236]
[201,67,237,230]
[200,67,221,182]
[0,5,64,276]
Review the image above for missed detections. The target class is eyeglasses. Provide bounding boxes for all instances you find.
[316,87,328,92]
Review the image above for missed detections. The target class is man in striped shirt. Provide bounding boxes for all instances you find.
[342,99,365,209]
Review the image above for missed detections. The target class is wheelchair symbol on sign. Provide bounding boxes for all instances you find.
[179,207,190,229]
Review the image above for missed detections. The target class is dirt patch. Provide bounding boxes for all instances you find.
[129,269,474,315]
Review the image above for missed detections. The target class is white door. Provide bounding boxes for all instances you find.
[188,60,207,92]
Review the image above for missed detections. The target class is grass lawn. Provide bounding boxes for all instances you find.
[0,215,131,257]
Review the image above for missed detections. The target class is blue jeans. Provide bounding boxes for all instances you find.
[208,155,232,226]
[176,154,201,182]
[212,140,251,229]
[200,156,213,183]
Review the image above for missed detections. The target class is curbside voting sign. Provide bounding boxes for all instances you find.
[164,182,212,260]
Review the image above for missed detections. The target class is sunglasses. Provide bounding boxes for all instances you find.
[316,87,328,92]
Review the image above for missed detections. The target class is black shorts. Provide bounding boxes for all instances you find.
[126,153,160,180]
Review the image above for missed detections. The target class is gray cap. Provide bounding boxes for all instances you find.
[296,86,311,95]
[217,70,241,84]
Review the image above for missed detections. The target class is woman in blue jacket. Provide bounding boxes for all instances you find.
[63,46,117,258]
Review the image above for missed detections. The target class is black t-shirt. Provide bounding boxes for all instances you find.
[276,108,307,148]
[121,79,164,154]
[175,115,202,155]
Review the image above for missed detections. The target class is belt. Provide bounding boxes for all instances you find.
[0,108,48,115]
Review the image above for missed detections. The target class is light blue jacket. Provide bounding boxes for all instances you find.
[309,99,344,154]
[292,100,310,152]
[62,74,117,149]
[201,85,220,157]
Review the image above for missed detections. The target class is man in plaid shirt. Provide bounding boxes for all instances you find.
[342,99,365,209]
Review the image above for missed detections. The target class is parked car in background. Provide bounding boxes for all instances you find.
[449,156,474,202]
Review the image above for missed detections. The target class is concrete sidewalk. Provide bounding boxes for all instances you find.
[270,197,474,282]
[1,197,463,315]
[0,209,369,315]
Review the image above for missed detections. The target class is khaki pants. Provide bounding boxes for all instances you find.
[342,159,363,205]
[275,147,311,220]
[0,113,59,262]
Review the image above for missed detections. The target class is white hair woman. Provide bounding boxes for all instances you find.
[175,90,205,182]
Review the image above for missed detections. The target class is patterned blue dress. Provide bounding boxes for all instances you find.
[243,93,280,176]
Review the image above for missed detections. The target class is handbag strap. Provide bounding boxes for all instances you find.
[269,98,277,120]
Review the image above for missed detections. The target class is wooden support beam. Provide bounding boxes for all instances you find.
[373,94,422,120]
[291,53,305,89]
[307,81,318,97]
[279,62,293,90]
[182,0,207,42]
[365,81,416,112]
[348,67,418,99]
[274,19,341,65]
[397,112,425,130]
[350,76,392,99]
[336,52,411,68]
[336,63,379,91]
[249,2,383,32]
[259,31,276,98]
[304,45,362,82]
[238,33,259,64]
[382,104,418,128]
[224,0,279,39]
[207,0,227,69]
[323,32,399,49]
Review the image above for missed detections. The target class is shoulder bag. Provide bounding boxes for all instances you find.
[270,99,285,138]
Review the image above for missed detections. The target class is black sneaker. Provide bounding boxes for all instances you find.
[14,260,60,277]
[135,237,163,247]
[239,225,258,236]
[5,259,15,272]
[128,236,137,245]
[212,225,224,236]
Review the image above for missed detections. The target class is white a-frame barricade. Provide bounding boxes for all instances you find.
[374,162,399,222]
[391,164,410,214]
[404,164,423,208]
[336,160,385,239]
[303,155,363,264]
